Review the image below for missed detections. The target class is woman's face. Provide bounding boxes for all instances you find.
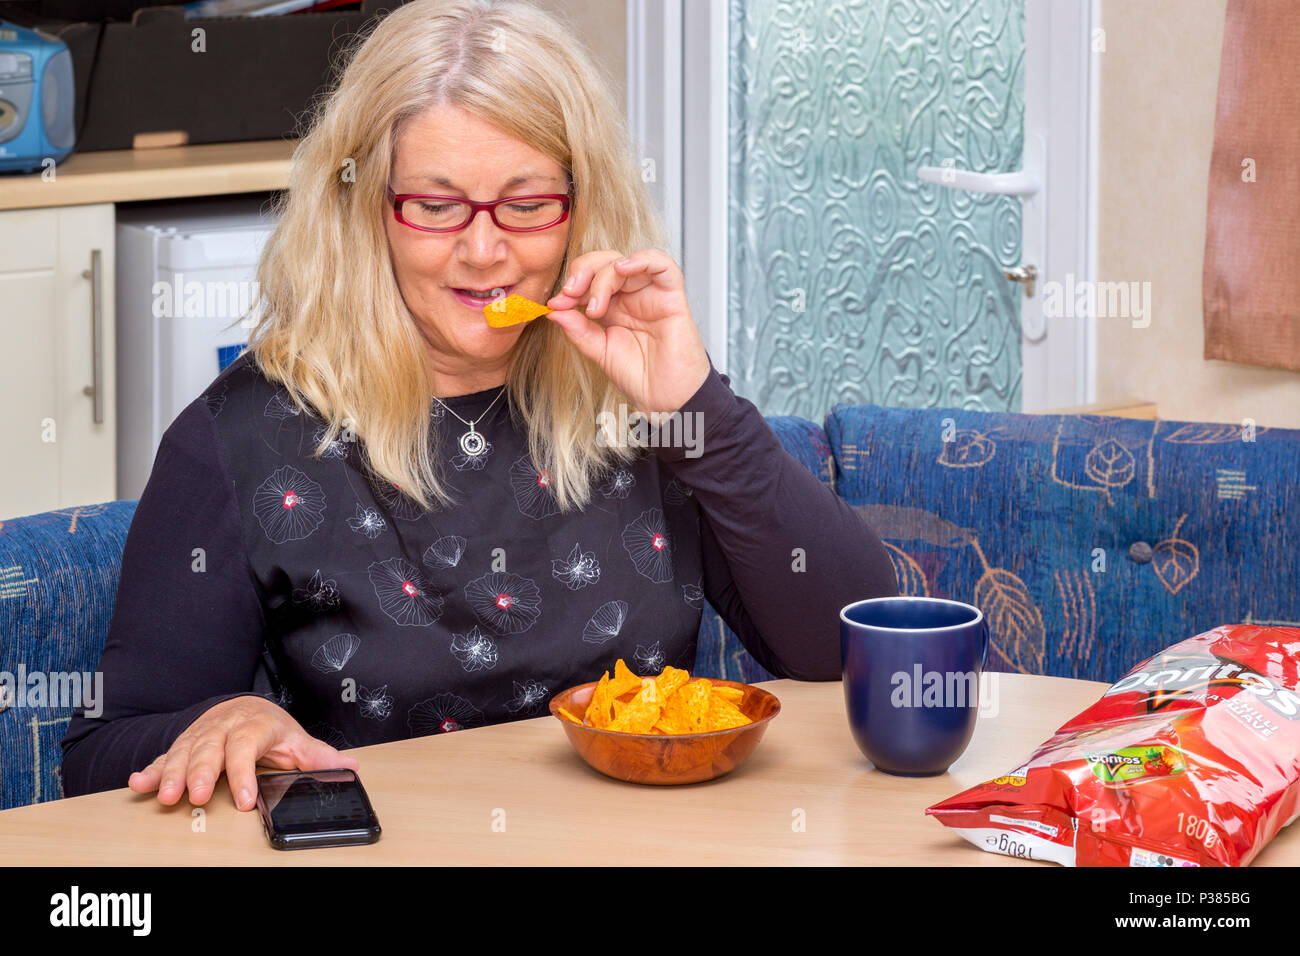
[385,104,572,375]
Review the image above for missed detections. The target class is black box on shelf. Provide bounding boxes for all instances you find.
[0,0,409,152]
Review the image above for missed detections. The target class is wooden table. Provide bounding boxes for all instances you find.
[2,674,1298,865]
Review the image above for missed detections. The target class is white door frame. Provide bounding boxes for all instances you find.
[628,0,1098,409]
[1022,0,1101,409]
[628,0,728,371]
[625,0,682,261]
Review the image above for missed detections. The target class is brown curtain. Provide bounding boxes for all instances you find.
[1202,0,1300,371]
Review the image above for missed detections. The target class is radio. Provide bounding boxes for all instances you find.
[0,20,75,174]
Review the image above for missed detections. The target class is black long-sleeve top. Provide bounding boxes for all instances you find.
[60,351,897,796]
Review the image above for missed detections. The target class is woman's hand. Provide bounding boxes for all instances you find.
[128,695,359,811]
[546,249,712,415]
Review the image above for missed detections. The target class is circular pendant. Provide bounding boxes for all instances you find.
[459,429,486,457]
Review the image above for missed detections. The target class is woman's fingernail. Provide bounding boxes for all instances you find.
[615,257,631,267]
[239,789,251,807]
[563,277,576,292]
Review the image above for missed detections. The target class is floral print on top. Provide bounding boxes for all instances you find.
[218,353,704,747]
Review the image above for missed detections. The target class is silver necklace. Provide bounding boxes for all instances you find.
[433,385,507,458]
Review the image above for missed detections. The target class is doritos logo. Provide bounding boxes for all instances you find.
[1105,654,1300,720]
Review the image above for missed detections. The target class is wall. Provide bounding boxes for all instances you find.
[1097,0,1300,426]
[537,0,626,111]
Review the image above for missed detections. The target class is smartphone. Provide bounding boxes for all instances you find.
[254,768,381,850]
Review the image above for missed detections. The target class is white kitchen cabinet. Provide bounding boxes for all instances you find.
[0,203,115,521]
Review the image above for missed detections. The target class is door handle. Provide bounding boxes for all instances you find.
[80,248,104,425]
[1003,264,1037,298]
[916,164,1040,197]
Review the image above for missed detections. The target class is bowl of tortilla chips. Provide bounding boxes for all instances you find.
[549,659,781,785]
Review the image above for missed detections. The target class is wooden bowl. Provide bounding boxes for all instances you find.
[548,679,781,785]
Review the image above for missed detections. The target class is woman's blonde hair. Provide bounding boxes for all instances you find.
[245,0,669,511]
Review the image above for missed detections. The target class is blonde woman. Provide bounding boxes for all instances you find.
[62,0,895,810]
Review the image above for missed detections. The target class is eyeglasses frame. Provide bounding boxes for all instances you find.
[387,181,576,233]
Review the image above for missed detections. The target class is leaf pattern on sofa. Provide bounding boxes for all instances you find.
[850,504,974,548]
[970,540,1046,674]
[1162,423,1266,443]
[937,430,996,469]
[1084,439,1136,488]
[1153,514,1199,596]
[883,542,930,597]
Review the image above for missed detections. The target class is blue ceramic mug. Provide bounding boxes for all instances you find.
[840,596,989,776]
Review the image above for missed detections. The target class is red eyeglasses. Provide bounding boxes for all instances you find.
[387,182,574,233]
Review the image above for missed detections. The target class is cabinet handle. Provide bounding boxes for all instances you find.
[80,248,104,425]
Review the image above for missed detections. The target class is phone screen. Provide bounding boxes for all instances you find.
[256,769,381,849]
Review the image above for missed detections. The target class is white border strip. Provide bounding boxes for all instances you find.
[1085,0,1100,404]
[679,0,730,374]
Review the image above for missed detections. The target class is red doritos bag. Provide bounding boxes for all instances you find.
[927,625,1300,866]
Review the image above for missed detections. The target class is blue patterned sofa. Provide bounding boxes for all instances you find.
[700,407,1300,684]
[4,407,1297,810]
[1,502,138,811]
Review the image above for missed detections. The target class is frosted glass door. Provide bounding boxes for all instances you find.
[727,0,1026,415]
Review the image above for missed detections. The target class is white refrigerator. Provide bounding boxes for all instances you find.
[115,196,277,501]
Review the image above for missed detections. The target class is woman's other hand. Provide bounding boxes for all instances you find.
[127,695,359,811]
[545,249,712,415]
